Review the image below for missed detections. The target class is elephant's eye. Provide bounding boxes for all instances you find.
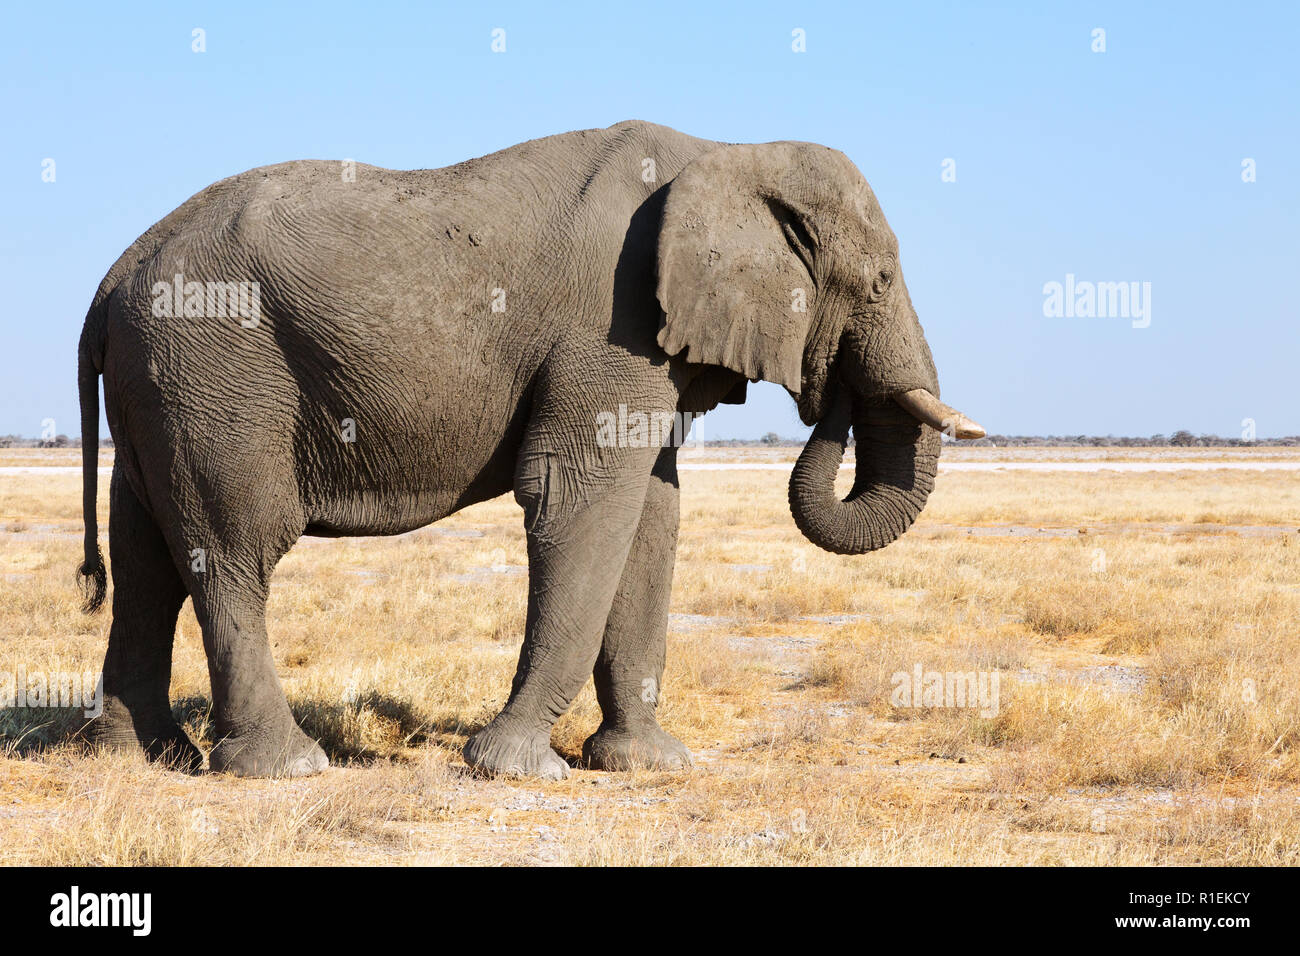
[872,269,893,297]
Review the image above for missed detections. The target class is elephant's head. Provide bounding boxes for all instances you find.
[656,142,984,554]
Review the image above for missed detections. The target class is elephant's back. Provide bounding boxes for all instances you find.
[94,159,541,515]
[94,121,715,335]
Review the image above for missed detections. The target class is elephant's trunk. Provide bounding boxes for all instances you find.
[788,390,942,555]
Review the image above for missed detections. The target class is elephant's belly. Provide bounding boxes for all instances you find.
[301,472,513,538]
[298,410,526,539]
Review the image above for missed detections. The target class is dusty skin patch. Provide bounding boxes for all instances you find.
[1,447,1298,865]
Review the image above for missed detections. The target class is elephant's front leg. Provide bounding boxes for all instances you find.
[582,449,693,771]
[463,442,656,780]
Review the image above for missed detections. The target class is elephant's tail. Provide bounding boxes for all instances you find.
[77,301,108,613]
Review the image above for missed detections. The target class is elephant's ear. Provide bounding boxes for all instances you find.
[656,144,821,394]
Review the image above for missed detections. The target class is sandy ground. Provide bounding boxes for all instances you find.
[1,446,1298,865]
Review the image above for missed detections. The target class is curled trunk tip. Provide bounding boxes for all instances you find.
[788,391,939,555]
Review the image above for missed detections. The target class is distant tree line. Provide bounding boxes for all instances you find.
[965,431,1299,447]
[713,430,1299,448]
[0,432,1296,449]
[0,435,115,448]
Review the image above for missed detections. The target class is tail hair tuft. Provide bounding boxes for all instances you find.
[77,545,107,614]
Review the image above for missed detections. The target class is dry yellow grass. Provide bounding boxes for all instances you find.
[1,447,1297,865]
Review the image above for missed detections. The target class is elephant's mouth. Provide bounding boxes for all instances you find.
[788,388,984,555]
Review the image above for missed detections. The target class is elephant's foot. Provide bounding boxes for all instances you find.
[87,697,204,774]
[209,711,327,778]
[582,721,694,772]
[464,719,570,780]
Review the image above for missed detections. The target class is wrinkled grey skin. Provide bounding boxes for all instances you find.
[76,121,958,779]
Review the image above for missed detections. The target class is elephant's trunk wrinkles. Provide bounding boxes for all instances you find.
[788,390,940,555]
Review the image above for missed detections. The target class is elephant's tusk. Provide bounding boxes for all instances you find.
[893,389,986,440]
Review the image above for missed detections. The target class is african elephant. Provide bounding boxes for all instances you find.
[76,120,982,779]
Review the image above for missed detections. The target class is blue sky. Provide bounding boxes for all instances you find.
[2,1,1296,439]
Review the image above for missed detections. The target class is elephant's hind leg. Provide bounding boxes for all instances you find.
[187,541,326,778]
[87,468,202,772]
[162,461,326,778]
[192,584,327,778]
[583,449,693,772]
